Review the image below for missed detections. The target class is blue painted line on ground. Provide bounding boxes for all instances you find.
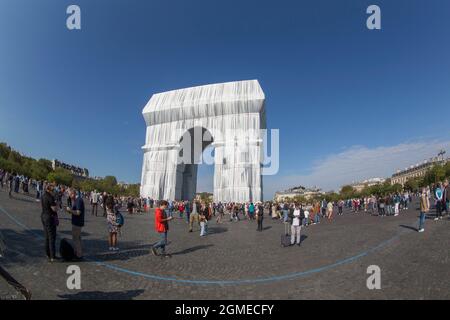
[0,206,43,239]
[0,203,405,286]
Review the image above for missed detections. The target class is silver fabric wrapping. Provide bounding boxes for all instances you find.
[140,80,266,202]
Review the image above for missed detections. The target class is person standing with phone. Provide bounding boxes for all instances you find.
[151,200,173,257]
[66,189,85,260]
[418,187,430,233]
[41,184,59,262]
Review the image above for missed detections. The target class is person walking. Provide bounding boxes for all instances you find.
[178,201,185,219]
[167,200,174,218]
[189,201,200,232]
[418,187,430,232]
[313,201,320,224]
[216,202,224,224]
[151,200,173,257]
[282,203,289,223]
[232,203,241,221]
[185,200,191,223]
[102,192,108,217]
[13,174,20,193]
[326,201,333,220]
[271,202,278,219]
[41,184,59,262]
[126,197,134,215]
[337,200,344,215]
[199,202,208,237]
[7,172,14,198]
[394,194,400,216]
[65,189,85,260]
[440,179,449,217]
[36,180,43,202]
[434,183,443,221]
[0,169,4,188]
[248,202,255,220]
[378,198,386,216]
[321,199,327,217]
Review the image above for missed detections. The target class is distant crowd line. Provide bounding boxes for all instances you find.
[0,168,448,261]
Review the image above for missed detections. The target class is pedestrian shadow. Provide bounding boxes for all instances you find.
[59,230,91,237]
[171,244,213,256]
[0,228,157,265]
[0,229,47,266]
[88,248,150,262]
[58,289,145,300]
[207,226,227,234]
[300,235,308,243]
[8,195,36,204]
[262,226,272,231]
[399,224,418,232]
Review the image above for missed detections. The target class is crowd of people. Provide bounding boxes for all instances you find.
[0,170,34,196]
[0,168,448,262]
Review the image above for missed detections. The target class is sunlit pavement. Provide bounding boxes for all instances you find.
[0,188,449,300]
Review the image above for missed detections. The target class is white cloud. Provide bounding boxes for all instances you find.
[263,139,450,199]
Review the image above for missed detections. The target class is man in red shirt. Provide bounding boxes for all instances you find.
[151,200,173,257]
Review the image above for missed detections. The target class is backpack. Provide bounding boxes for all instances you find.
[300,208,305,220]
[116,212,124,227]
[60,238,76,261]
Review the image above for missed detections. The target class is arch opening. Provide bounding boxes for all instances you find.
[175,127,214,201]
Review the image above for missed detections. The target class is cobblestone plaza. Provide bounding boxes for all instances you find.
[0,189,448,300]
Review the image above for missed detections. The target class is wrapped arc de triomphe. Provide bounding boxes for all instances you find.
[140,80,266,202]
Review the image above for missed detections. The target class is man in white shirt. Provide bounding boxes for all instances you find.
[91,190,99,216]
[291,204,302,246]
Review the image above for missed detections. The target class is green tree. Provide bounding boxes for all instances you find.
[100,175,118,193]
[37,159,52,172]
[366,184,383,196]
[292,195,307,203]
[444,161,450,179]
[391,183,403,193]
[0,143,11,159]
[404,178,419,192]
[72,179,82,190]
[0,158,20,173]
[340,185,356,199]
[47,168,73,186]
[325,192,340,202]
[7,150,23,165]
[341,185,354,194]
[424,165,446,184]
[125,184,140,197]
[30,161,50,180]
[20,158,34,177]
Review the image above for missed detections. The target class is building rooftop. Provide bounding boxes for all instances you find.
[392,156,449,177]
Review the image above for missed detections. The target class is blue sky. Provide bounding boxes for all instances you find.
[1,0,449,199]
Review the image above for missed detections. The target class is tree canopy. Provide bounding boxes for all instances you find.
[0,141,140,197]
